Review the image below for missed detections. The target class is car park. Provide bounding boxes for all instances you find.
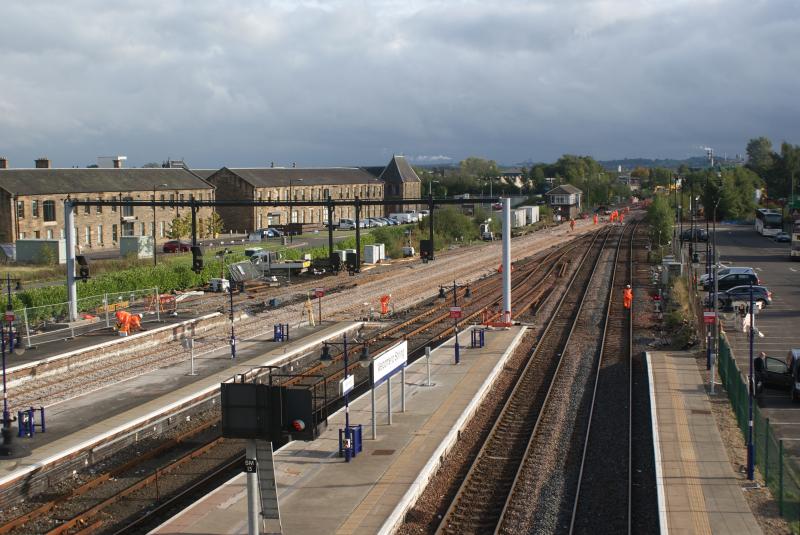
[717,285,772,310]
[162,240,191,253]
[775,231,791,243]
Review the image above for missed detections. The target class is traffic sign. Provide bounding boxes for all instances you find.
[244,458,257,473]
[4,311,15,323]
[703,311,716,325]
[450,307,462,319]
[314,288,325,298]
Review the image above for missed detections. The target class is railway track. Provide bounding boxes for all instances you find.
[569,221,637,534]
[1,233,596,535]
[436,227,611,534]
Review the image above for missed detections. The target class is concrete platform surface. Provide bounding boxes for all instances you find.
[648,350,762,535]
[0,321,356,487]
[151,325,528,535]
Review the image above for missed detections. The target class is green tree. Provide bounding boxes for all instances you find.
[646,195,673,253]
[167,213,190,239]
[746,136,774,176]
[779,142,800,201]
[205,211,225,238]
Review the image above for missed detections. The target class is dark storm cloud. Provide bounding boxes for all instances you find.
[0,0,798,167]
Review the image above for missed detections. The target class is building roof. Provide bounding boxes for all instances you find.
[218,167,383,188]
[546,184,583,196]
[0,168,213,196]
[379,156,421,184]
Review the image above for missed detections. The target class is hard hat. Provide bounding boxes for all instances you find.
[626,284,631,289]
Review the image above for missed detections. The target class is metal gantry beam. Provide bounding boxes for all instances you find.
[62,195,501,322]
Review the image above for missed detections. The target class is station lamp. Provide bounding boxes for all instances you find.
[319,343,333,367]
[359,345,371,368]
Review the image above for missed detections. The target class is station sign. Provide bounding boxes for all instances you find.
[371,340,408,387]
[340,375,355,395]
[244,458,257,473]
[450,306,462,319]
[703,311,716,325]
[314,288,325,298]
[4,311,15,323]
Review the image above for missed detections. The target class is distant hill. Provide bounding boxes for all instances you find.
[597,156,714,170]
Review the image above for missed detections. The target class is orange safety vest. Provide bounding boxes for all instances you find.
[623,288,633,308]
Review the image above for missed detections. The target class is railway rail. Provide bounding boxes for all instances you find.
[1,232,597,535]
[436,227,611,534]
[569,221,637,533]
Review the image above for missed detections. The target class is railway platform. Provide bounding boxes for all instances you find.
[151,325,527,535]
[647,350,761,534]
[0,321,357,491]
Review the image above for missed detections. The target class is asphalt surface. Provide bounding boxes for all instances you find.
[706,224,800,458]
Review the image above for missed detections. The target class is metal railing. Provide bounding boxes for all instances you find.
[15,288,162,349]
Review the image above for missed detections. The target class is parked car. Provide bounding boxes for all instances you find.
[717,285,772,310]
[775,231,791,243]
[385,217,399,225]
[680,228,708,242]
[699,266,755,286]
[244,247,264,257]
[755,349,800,400]
[703,271,760,292]
[339,218,356,230]
[162,240,191,253]
[365,218,386,227]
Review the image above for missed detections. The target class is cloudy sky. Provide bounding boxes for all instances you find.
[1,0,798,168]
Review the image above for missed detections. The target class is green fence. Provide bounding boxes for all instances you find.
[718,334,800,531]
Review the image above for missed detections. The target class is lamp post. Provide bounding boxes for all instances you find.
[747,282,755,481]
[320,333,367,462]
[217,249,235,359]
[440,281,470,364]
[428,179,440,197]
[2,274,24,455]
[152,183,168,267]
[710,181,722,391]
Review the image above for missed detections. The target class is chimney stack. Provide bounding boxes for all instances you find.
[0,157,8,169]
[35,157,51,169]
[113,158,122,168]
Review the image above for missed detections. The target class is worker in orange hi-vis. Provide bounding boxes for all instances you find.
[380,294,391,315]
[593,213,598,225]
[623,284,633,310]
[569,218,575,231]
[115,310,132,336]
[620,212,625,223]
[128,313,144,333]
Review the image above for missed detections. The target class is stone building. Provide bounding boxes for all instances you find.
[206,167,385,232]
[364,155,422,215]
[0,160,215,249]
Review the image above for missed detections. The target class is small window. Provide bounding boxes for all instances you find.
[111,201,117,213]
[159,221,165,238]
[112,224,118,242]
[180,193,185,202]
[122,197,134,218]
[34,230,40,239]
[16,200,24,218]
[46,229,53,239]
[43,200,56,222]
[140,222,146,235]
[31,200,39,217]
[160,194,166,209]
[84,226,91,245]
[97,224,104,245]
[96,198,103,214]
[84,199,90,214]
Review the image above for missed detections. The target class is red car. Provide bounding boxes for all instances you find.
[162,240,191,253]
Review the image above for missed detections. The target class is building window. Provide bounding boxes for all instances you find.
[140,223,146,235]
[34,231,40,239]
[180,193,185,202]
[169,193,175,204]
[112,224,118,242]
[111,201,117,213]
[43,200,56,222]
[84,226,91,245]
[31,200,39,218]
[19,232,25,239]
[150,222,155,237]
[160,194,166,209]
[46,229,53,239]
[97,225,104,245]
[84,200,91,214]
[16,200,24,218]
[122,197,134,217]
[97,198,103,214]
[323,188,330,200]
[159,221,165,238]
